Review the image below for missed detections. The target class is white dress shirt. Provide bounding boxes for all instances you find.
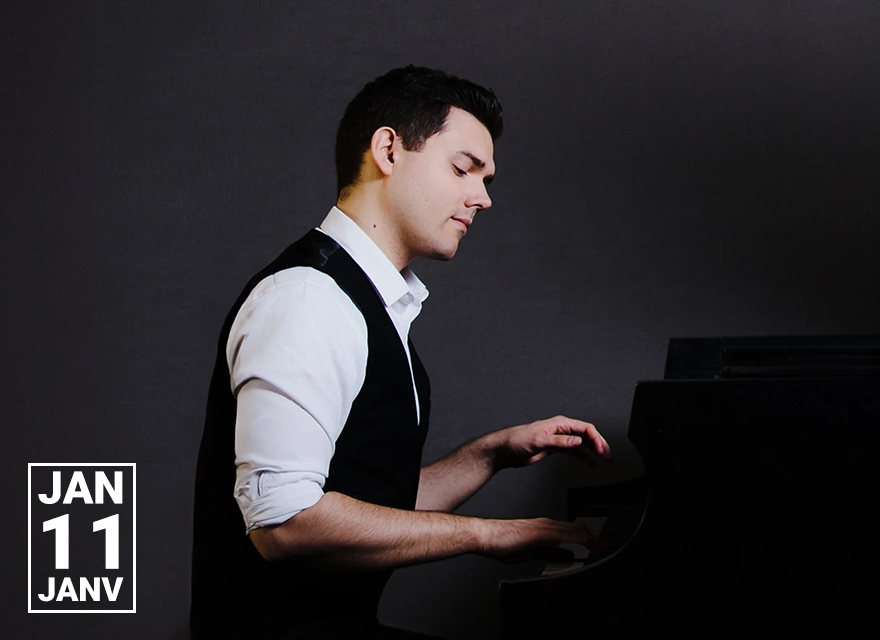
[228,207,428,532]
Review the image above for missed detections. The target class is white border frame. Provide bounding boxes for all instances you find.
[28,463,137,613]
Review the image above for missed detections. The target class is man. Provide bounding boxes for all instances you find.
[191,66,611,640]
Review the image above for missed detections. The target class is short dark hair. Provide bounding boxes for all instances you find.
[335,65,504,196]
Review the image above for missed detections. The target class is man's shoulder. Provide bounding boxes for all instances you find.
[225,262,369,399]
[251,264,339,299]
[236,265,366,334]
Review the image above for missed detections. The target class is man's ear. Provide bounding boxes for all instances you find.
[369,126,399,178]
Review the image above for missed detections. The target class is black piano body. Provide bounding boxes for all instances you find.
[500,336,880,638]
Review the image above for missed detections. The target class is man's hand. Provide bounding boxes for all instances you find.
[477,517,613,563]
[416,415,611,513]
[489,415,612,471]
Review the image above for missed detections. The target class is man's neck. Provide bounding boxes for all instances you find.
[335,195,410,272]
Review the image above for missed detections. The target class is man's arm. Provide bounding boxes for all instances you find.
[249,490,603,569]
[229,270,371,533]
[415,415,611,512]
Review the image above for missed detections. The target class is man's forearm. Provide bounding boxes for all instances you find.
[249,491,602,570]
[250,491,487,569]
[415,431,504,512]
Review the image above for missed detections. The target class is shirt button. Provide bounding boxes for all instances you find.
[402,293,414,304]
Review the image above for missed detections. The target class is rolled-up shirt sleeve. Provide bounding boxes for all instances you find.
[227,267,368,531]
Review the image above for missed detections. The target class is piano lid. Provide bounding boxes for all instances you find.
[664,334,880,380]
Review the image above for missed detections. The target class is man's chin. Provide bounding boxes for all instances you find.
[437,244,460,261]
[420,242,461,262]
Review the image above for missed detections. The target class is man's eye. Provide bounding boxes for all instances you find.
[453,165,466,176]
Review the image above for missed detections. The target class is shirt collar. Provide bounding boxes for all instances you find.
[319,206,428,308]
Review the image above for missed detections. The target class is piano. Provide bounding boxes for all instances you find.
[500,336,880,638]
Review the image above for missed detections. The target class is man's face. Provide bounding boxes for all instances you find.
[386,107,495,264]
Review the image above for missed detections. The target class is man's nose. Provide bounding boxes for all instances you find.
[467,181,492,210]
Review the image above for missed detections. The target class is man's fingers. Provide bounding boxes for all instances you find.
[540,432,611,465]
[545,417,612,461]
[536,434,599,467]
[543,520,615,558]
[500,416,611,469]
[573,424,612,461]
[558,522,615,558]
[544,434,583,449]
[590,433,612,461]
[488,518,616,564]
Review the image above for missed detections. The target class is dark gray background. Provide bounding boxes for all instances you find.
[4,1,878,638]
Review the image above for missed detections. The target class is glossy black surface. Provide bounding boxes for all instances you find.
[501,338,879,639]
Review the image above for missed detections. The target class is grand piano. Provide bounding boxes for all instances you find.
[500,336,879,638]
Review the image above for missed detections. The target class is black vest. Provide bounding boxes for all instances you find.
[191,230,431,638]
